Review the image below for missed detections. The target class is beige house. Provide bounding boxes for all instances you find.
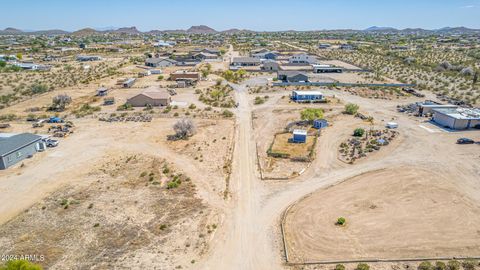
[127,88,171,107]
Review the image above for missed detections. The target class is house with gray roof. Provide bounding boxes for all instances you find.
[145,57,177,68]
[0,133,44,170]
[277,71,309,83]
[231,57,261,67]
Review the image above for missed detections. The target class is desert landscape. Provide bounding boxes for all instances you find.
[1,2,480,270]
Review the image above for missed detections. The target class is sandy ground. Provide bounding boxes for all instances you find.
[284,167,480,262]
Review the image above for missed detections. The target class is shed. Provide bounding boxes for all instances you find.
[313,119,328,129]
[292,129,307,143]
[0,133,44,170]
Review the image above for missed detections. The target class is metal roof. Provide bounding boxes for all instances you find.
[293,129,307,135]
[433,108,480,120]
[293,90,323,96]
[0,133,42,157]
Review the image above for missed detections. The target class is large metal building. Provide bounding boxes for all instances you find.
[432,108,480,130]
[0,133,44,170]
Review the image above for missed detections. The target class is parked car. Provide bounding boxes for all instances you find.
[46,139,59,147]
[457,138,475,144]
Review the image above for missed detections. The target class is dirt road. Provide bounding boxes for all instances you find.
[200,83,275,269]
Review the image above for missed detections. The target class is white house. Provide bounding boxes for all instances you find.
[289,53,317,64]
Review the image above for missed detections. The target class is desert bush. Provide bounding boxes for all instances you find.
[356,263,370,270]
[434,262,446,270]
[336,217,346,225]
[418,261,433,270]
[300,108,324,121]
[447,260,460,270]
[344,103,359,115]
[222,110,234,118]
[0,260,43,270]
[171,118,196,140]
[335,264,345,270]
[461,260,477,270]
[353,128,365,137]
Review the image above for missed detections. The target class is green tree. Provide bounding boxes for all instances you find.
[0,260,43,270]
[336,217,346,225]
[344,103,359,115]
[0,61,6,68]
[300,108,324,122]
[16,53,22,60]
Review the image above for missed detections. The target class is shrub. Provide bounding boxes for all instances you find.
[418,261,433,270]
[447,260,460,270]
[336,217,346,225]
[353,128,365,137]
[222,110,234,118]
[335,264,346,270]
[157,75,164,80]
[167,180,180,189]
[0,260,43,270]
[345,103,359,115]
[172,118,196,140]
[434,262,446,270]
[461,260,476,270]
[300,108,324,121]
[356,263,369,270]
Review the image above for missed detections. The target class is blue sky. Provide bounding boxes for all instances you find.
[1,0,480,31]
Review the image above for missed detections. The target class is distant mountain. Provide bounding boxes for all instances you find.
[186,25,217,34]
[111,26,141,34]
[222,28,254,34]
[72,28,99,36]
[436,26,480,34]
[3,27,23,34]
[364,26,399,32]
[34,29,70,35]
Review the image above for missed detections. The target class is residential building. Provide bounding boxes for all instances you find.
[312,64,343,73]
[288,53,317,64]
[127,88,171,107]
[251,51,278,60]
[170,70,200,81]
[0,133,45,170]
[261,60,280,71]
[145,57,177,68]
[291,90,324,102]
[231,57,261,67]
[277,71,309,83]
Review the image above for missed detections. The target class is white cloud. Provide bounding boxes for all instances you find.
[460,5,475,8]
